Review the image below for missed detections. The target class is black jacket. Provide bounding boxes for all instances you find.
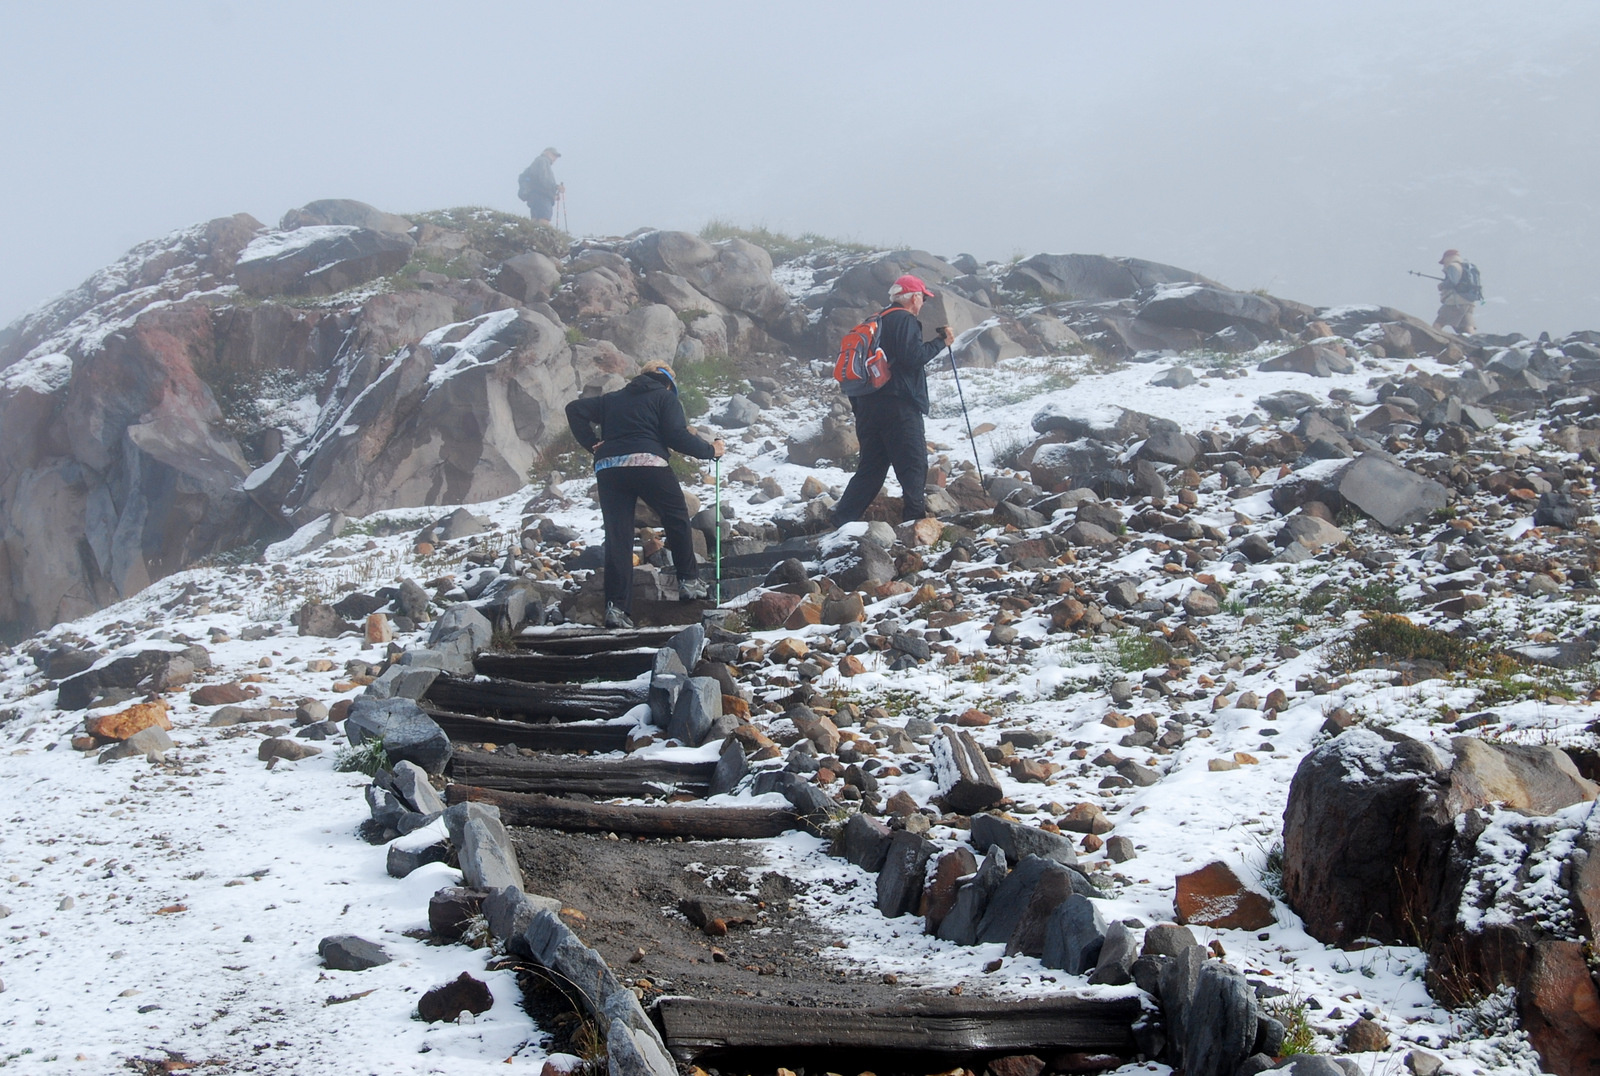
[877,306,948,415]
[565,371,716,463]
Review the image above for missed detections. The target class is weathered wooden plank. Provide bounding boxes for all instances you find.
[450,752,714,797]
[656,995,1143,1056]
[474,649,657,684]
[511,627,684,655]
[445,786,796,838]
[422,706,630,754]
[424,675,645,722]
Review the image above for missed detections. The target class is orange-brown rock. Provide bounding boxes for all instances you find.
[1521,939,1600,1076]
[1060,802,1112,835]
[745,591,803,631]
[190,682,254,706]
[721,695,750,720]
[365,613,393,644]
[922,846,978,936]
[86,700,173,742]
[1175,861,1276,930]
[770,637,810,662]
[957,708,992,727]
[783,597,824,630]
[729,724,776,752]
[837,655,866,677]
[897,517,944,548]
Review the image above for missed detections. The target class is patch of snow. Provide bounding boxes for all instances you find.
[236,225,361,265]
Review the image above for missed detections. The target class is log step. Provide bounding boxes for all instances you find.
[474,649,658,684]
[655,995,1142,1060]
[423,706,630,754]
[445,785,797,839]
[511,626,686,655]
[450,751,714,798]
[424,675,646,723]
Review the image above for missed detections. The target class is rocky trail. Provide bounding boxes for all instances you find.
[1,204,1599,1076]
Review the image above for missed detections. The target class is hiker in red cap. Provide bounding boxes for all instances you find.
[1432,249,1481,334]
[831,274,956,526]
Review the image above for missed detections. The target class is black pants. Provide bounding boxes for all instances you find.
[833,392,929,524]
[597,466,699,611]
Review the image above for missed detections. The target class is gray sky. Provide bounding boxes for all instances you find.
[2,1,1597,337]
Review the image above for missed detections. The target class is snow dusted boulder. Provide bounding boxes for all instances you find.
[1031,402,1165,443]
[279,199,414,237]
[234,225,414,298]
[815,250,959,344]
[1137,283,1281,337]
[628,231,791,328]
[1003,253,1212,301]
[295,308,591,518]
[1432,801,1600,1076]
[1281,726,1452,949]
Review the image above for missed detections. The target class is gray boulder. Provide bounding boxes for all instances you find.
[318,935,391,970]
[1139,285,1280,336]
[668,677,721,746]
[460,815,525,891]
[876,830,934,918]
[1040,894,1106,974]
[970,813,1079,869]
[1004,253,1210,301]
[280,199,414,236]
[937,845,1008,945]
[1088,920,1138,985]
[426,603,494,675]
[497,251,562,303]
[1335,455,1448,530]
[834,812,893,872]
[1182,961,1258,1076]
[346,697,453,774]
[391,759,447,814]
[708,737,748,797]
[235,226,414,298]
[714,395,762,429]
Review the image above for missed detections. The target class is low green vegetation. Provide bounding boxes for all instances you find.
[1334,614,1486,672]
[334,739,389,776]
[699,219,874,263]
[674,354,742,419]
[409,206,566,260]
[1109,632,1169,673]
[1263,994,1318,1055]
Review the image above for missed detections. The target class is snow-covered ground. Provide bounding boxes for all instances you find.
[1,343,1575,1074]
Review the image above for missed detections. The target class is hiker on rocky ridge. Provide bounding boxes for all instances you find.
[518,147,564,224]
[1432,248,1481,335]
[565,361,725,629]
[831,274,956,527]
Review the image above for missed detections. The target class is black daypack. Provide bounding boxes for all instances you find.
[1455,262,1484,303]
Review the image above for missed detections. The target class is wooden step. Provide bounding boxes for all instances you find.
[511,626,685,655]
[424,675,645,722]
[445,785,796,839]
[656,994,1142,1060]
[423,706,630,754]
[450,752,714,798]
[474,648,658,684]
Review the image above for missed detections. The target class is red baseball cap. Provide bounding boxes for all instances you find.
[889,274,935,299]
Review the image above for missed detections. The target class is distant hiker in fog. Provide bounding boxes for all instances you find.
[565,361,725,630]
[518,147,564,224]
[831,274,955,527]
[1432,248,1483,335]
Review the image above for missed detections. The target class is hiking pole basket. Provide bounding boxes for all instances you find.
[947,345,984,486]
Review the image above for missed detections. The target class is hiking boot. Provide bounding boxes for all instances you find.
[678,578,709,602]
[603,603,634,630]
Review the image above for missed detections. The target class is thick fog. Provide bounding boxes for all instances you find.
[1,0,1596,338]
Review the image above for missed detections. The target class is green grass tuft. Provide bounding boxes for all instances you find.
[698,219,874,263]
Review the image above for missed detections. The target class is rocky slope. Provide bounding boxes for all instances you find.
[3,201,1600,1075]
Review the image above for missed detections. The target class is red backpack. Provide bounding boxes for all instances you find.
[832,307,897,396]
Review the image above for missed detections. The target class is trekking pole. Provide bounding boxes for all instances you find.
[946,344,984,486]
[1408,270,1444,282]
[713,455,722,605]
